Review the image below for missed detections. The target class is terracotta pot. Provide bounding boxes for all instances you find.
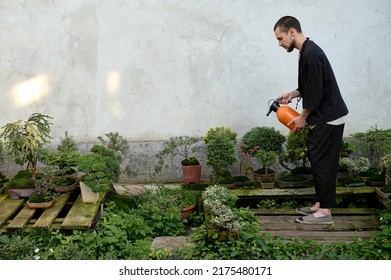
[182,165,201,184]
[27,197,55,209]
[180,203,196,220]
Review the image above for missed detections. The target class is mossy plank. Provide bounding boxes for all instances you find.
[0,198,24,227]
[259,230,376,241]
[251,208,377,216]
[7,206,36,229]
[33,193,70,228]
[0,193,8,203]
[231,186,375,198]
[61,193,105,229]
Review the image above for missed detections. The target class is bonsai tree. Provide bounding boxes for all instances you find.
[279,124,310,172]
[98,131,136,179]
[154,135,202,172]
[203,127,237,183]
[42,131,80,176]
[0,113,53,179]
[154,135,203,184]
[349,125,391,165]
[254,149,277,175]
[241,126,285,156]
[76,145,121,193]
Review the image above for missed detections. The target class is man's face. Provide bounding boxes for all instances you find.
[274,27,295,52]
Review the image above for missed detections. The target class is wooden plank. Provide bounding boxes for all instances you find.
[231,186,375,198]
[0,192,8,203]
[33,193,70,228]
[0,198,24,227]
[259,230,377,241]
[7,205,36,229]
[252,208,377,216]
[257,215,380,231]
[61,192,105,229]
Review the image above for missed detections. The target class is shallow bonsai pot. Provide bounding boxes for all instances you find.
[8,187,38,199]
[275,178,311,188]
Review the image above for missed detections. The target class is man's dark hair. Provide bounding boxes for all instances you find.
[274,16,302,33]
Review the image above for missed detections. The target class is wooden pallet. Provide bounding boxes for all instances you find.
[0,188,106,232]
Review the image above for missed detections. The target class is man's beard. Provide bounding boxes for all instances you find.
[286,42,295,52]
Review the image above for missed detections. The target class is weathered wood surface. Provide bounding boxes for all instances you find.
[33,193,70,228]
[0,195,24,227]
[253,208,380,242]
[7,206,36,229]
[62,192,106,229]
[232,186,376,198]
[0,188,106,232]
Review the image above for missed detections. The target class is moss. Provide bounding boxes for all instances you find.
[28,193,53,203]
[380,185,391,193]
[7,170,35,188]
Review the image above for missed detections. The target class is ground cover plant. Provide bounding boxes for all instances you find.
[0,188,390,260]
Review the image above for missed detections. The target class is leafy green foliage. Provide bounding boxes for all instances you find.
[349,126,391,164]
[0,113,53,179]
[204,127,237,183]
[241,126,285,155]
[77,145,121,192]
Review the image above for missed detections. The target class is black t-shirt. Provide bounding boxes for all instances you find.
[297,39,349,126]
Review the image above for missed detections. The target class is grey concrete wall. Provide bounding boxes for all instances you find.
[0,0,390,182]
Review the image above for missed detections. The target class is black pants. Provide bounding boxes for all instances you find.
[308,123,345,208]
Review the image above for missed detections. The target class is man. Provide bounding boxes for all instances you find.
[273,16,349,225]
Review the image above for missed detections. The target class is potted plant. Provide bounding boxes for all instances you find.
[160,187,200,220]
[275,171,311,188]
[26,185,56,209]
[279,125,312,178]
[41,132,81,193]
[6,170,38,198]
[375,185,391,199]
[76,145,121,203]
[203,127,237,184]
[98,131,136,180]
[154,136,202,184]
[0,113,53,180]
[252,149,277,188]
[339,157,371,187]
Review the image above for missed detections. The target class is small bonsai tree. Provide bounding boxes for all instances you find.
[42,131,80,176]
[154,136,202,174]
[76,145,121,193]
[254,149,277,175]
[279,125,310,171]
[0,113,53,179]
[203,127,237,183]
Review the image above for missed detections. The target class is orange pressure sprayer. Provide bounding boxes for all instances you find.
[266,98,300,130]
